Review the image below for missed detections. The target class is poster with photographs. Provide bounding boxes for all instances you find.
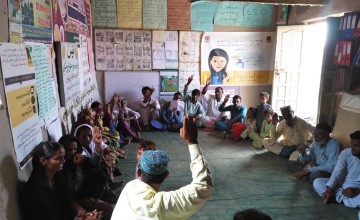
[152,31,178,70]
[94,28,151,71]
[160,70,178,95]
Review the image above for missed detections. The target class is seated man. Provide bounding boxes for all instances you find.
[151,92,184,132]
[200,78,229,130]
[215,95,247,133]
[183,75,204,126]
[313,130,360,208]
[139,86,160,130]
[293,123,340,182]
[111,116,214,219]
[263,105,314,160]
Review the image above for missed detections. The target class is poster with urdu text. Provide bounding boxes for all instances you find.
[0,43,42,168]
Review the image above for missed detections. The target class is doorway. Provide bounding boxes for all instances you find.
[272,22,327,123]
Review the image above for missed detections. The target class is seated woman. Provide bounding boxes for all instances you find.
[58,134,114,220]
[116,98,143,143]
[74,124,124,199]
[21,141,101,220]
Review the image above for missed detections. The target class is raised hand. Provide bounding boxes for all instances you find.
[92,126,102,146]
[224,94,230,103]
[150,86,155,94]
[180,115,198,145]
[187,75,193,85]
[206,78,211,86]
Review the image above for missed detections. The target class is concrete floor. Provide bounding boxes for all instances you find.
[117,130,358,220]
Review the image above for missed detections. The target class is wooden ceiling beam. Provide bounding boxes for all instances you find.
[225,0,328,6]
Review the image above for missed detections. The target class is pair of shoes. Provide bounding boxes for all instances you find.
[113,167,123,176]
[108,179,125,191]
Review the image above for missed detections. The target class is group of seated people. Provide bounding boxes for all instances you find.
[20,75,360,219]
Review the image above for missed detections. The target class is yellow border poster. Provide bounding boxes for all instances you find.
[0,43,42,168]
[201,32,276,86]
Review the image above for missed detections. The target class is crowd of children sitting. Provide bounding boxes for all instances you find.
[20,75,360,219]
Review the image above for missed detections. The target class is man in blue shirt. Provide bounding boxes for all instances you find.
[293,123,340,182]
[313,130,360,208]
[215,95,247,133]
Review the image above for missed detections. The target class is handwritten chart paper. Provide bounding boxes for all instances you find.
[56,42,80,108]
[179,62,200,93]
[214,2,273,27]
[117,0,142,29]
[92,0,117,27]
[0,43,42,168]
[191,1,217,31]
[167,0,190,30]
[143,0,167,30]
[28,44,57,119]
[152,31,178,69]
[201,32,276,86]
[179,31,201,62]
[78,35,91,92]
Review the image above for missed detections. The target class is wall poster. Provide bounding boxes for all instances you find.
[0,43,42,168]
[201,32,276,86]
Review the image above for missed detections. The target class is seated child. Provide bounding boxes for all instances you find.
[238,107,257,140]
[117,98,143,143]
[256,92,272,133]
[248,108,274,148]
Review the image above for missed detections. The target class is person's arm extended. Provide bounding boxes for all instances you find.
[159,116,214,219]
[218,95,230,112]
[201,78,211,95]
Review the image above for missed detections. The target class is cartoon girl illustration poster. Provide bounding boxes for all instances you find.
[208,48,229,85]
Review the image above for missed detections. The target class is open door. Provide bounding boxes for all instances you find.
[272,23,326,122]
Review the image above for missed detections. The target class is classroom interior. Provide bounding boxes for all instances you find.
[1,0,360,219]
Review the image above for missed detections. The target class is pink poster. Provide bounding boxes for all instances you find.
[52,0,91,42]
